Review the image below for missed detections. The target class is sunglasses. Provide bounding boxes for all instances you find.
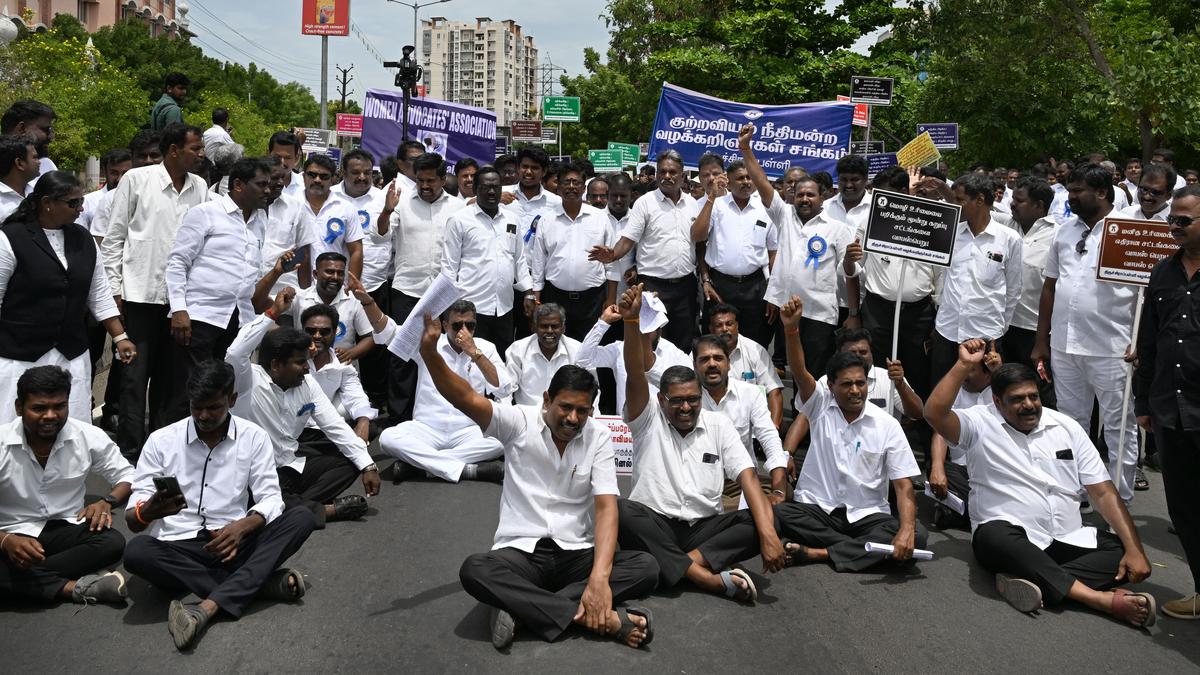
[665,395,701,407]
[305,171,333,181]
[1075,236,1088,255]
[1139,185,1170,198]
[57,197,84,209]
[303,326,334,336]
[1167,215,1195,228]
[450,321,477,332]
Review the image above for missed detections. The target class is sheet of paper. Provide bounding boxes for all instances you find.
[639,291,669,334]
[864,542,935,560]
[387,273,465,361]
[924,483,966,515]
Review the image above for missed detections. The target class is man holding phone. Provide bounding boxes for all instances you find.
[123,360,317,651]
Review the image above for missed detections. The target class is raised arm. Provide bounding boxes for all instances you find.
[620,284,649,419]
[576,304,621,370]
[227,289,293,399]
[418,312,493,431]
[690,177,727,242]
[738,123,775,207]
[778,295,816,403]
[923,339,986,446]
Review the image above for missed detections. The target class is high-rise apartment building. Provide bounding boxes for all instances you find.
[421,16,538,127]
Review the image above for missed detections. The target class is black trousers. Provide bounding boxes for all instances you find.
[119,301,174,455]
[943,462,971,503]
[0,521,125,602]
[278,429,361,529]
[862,292,934,399]
[800,317,837,380]
[168,313,238,424]
[358,282,392,405]
[512,289,533,341]
[640,274,698,352]
[1156,422,1200,592]
[616,498,760,587]
[705,270,769,347]
[774,503,928,572]
[88,319,122,418]
[928,330,962,395]
[1000,325,1057,409]
[540,282,606,342]
[971,520,1125,606]
[386,289,421,421]
[123,507,316,618]
[475,311,515,358]
[459,539,659,642]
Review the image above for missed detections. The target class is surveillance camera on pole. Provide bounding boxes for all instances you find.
[384,45,423,141]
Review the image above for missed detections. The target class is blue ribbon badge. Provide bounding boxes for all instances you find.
[357,209,370,233]
[336,321,347,341]
[804,235,827,268]
[296,402,316,417]
[523,214,541,243]
[324,217,345,244]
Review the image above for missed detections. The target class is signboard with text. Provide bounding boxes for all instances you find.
[301,0,350,36]
[836,95,870,127]
[511,120,542,142]
[866,153,898,179]
[896,131,942,168]
[540,125,559,145]
[864,189,961,266]
[495,136,509,156]
[850,76,894,106]
[361,88,497,167]
[335,113,362,137]
[608,142,641,165]
[1096,217,1177,286]
[588,149,624,172]
[596,415,633,476]
[542,96,581,122]
[916,123,959,150]
[300,127,335,152]
[851,140,885,155]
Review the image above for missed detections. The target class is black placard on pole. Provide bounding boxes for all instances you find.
[850,76,894,106]
[863,190,960,266]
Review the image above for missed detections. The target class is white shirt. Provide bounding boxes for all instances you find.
[605,209,635,295]
[531,203,614,292]
[1112,184,1133,211]
[506,185,562,235]
[727,334,782,393]
[226,314,373,474]
[504,333,584,406]
[822,194,870,232]
[261,193,316,295]
[621,189,699,279]
[816,365,908,419]
[202,125,234,158]
[626,404,753,523]
[704,193,778,276]
[487,403,618,553]
[935,218,1023,342]
[331,183,389,291]
[956,404,1109,549]
[308,351,376,427]
[80,185,113,238]
[763,203,855,325]
[441,203,532,316]
[128,416,285,541]
[793,382,920,523]
[855,220,941,303]
[287,284,373,354]
[1120,203,1170,222]
[0,419,133,537]
[380,189,465,298]
[0,180,30,222]
[283,175,305,201]
[1008,216,1058,331]
[946,385,992,466]
[702,380,786,473]
[1042,215,1138,357]
[302,193,366,270]
[101,163,210,304]
[576,318,691,414]
[0,229,119,323]
[165,194,266,329]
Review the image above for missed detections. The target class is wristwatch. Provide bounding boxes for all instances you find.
[102,495,121,508]
[362,463,379,474]
[470,348,484,361]
[847,308,860,318]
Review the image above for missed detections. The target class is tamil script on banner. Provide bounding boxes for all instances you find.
[864,189,960,266]
[595,415,633,476]
[896,131,942,168]
[648,82,854,180]
[361,88,497,167]
[1096,217,1178,286]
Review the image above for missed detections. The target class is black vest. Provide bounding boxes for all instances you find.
[0,221,95,361]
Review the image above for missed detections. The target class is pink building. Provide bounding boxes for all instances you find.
[7,0,191,36]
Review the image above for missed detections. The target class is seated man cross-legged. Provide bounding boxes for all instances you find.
[925,339,1156,628]
[775,296,927,572]
[414,312,659,650]
[614,285,785,604]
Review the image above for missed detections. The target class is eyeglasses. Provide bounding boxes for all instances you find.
[1139,185,1169,198]
[1167,215,1196,228]
[57,197,84,209]
[665,395,701,407]
[450,320,477,332]
[305,171,333,181]
[303,326,334,336]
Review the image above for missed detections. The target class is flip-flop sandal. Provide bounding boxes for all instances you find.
[781,539,808,567]
[260,568,306,602]
[995,574,1042,613]
[1112,588,1157,628]
[719,568,757,605]
[614,607,654,648]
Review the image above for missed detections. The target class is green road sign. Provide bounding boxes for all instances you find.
[543,96,581,122]
[607,142,640,165]
[588,149,624,172]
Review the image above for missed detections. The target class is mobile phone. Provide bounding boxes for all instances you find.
[281,247,307,272]
[153,475,187,506]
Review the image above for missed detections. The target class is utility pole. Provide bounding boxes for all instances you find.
[320,35,329,128]
[335,64,355,108]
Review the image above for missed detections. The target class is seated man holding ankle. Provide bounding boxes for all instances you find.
[0,366,133,605]
[415,314,658,650]
[615,284,785,604]
[925,340,1156,627]
[123,361,317,651]
[775,296,926,572]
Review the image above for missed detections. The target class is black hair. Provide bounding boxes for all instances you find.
[2,170,79,226]
[708,302,739,321]
[557,161,587,181]
[726,159,747,175]
[314,251,347,268]
[1125,157,1142,168]
[397,140,426,161]
[1014,175,1054,213]
[1141,162,1178,192]
[1153,147,1176,164]
[301,302,340,327]
[833,327,873,350]
[920,166,947,181]
[812,171,834,192]
[607,172,632,193]
[186,360,236,402]
[268,131,301,155]
[1174,184,1200,201]
[990,363,1038,398]
[0,134,35,176]
[227,157,270,188]
[475,164,501,185]
[454,157,479,174]
[659,365,699,390]
[342,148,375,169]
[873,165,908,192]
[578,159,595,178]
[826,351,868,383]
[304,153,337,175]
[16,365,70,403]
[545,161,562,181]
[698,152,725,171]
[379,155,399,183]
[441,299,477,321]
[164,72,191,89]
[955,172,995,205]
[101,147,132,169]
[516,146,550,170]
[129,129,161,156]
[1,99,55,133]
[413,152,446,176]
[258,328,312,369]
[692,334,730,357]
[587,175,609,190]
[547,364,599,402]
[495,154,517,170]
[1066,163,1115,203]
[836,154,869,178]
[211,107,229,125]
[158,122,203,155]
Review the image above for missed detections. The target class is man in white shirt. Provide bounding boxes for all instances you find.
[929,172,1023,385]
[505,303,584,406]
[603,174,637,297]
[376,153,464,420]
[0,99,55,183]
[299,303,376,435]
[1121,158,1142,203]
[165,157,270,421]
[259,156,314,295]
[925,342,1155,627]
[201,108,234,160]
[374,299,512,484]
[741,125,857,377]
[1103,161,1134,211]
[225,291,380,528]
[823,154,872,323]
[691,160,777,348]
[0,366,132,605]
[0,134,39,222]
[123,360,318,650]
[272,252,373,363]
[529,162,615,341]
[505,147,563,342]
[576,303,691,415]
[80,148,132,243]
[928,347,999,528]
[615,285,785,603]
[454,157,478,200]
[441,166,530,357]
[1003,176,1058,407]
[1033,164,1140,502]
[590,151,700,351]
[416,319,658,650]
[1122,163,1174,222]
[708,303,783,427]
[300,154,364,280]
[774,297,925,572]
[267,131,306,203]
[1152,148,1188,190]
[102,123,209,458]
[331,148,389,303]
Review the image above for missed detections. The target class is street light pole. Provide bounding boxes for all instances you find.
[386,0,453,65]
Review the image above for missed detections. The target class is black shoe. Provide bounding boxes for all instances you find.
[390,460,422,484]
[329,494,368,521]
[473,460,505,484]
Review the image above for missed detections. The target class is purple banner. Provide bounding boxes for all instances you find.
[361,88,497,167]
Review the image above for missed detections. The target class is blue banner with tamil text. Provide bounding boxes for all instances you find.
[361,88,497,168]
